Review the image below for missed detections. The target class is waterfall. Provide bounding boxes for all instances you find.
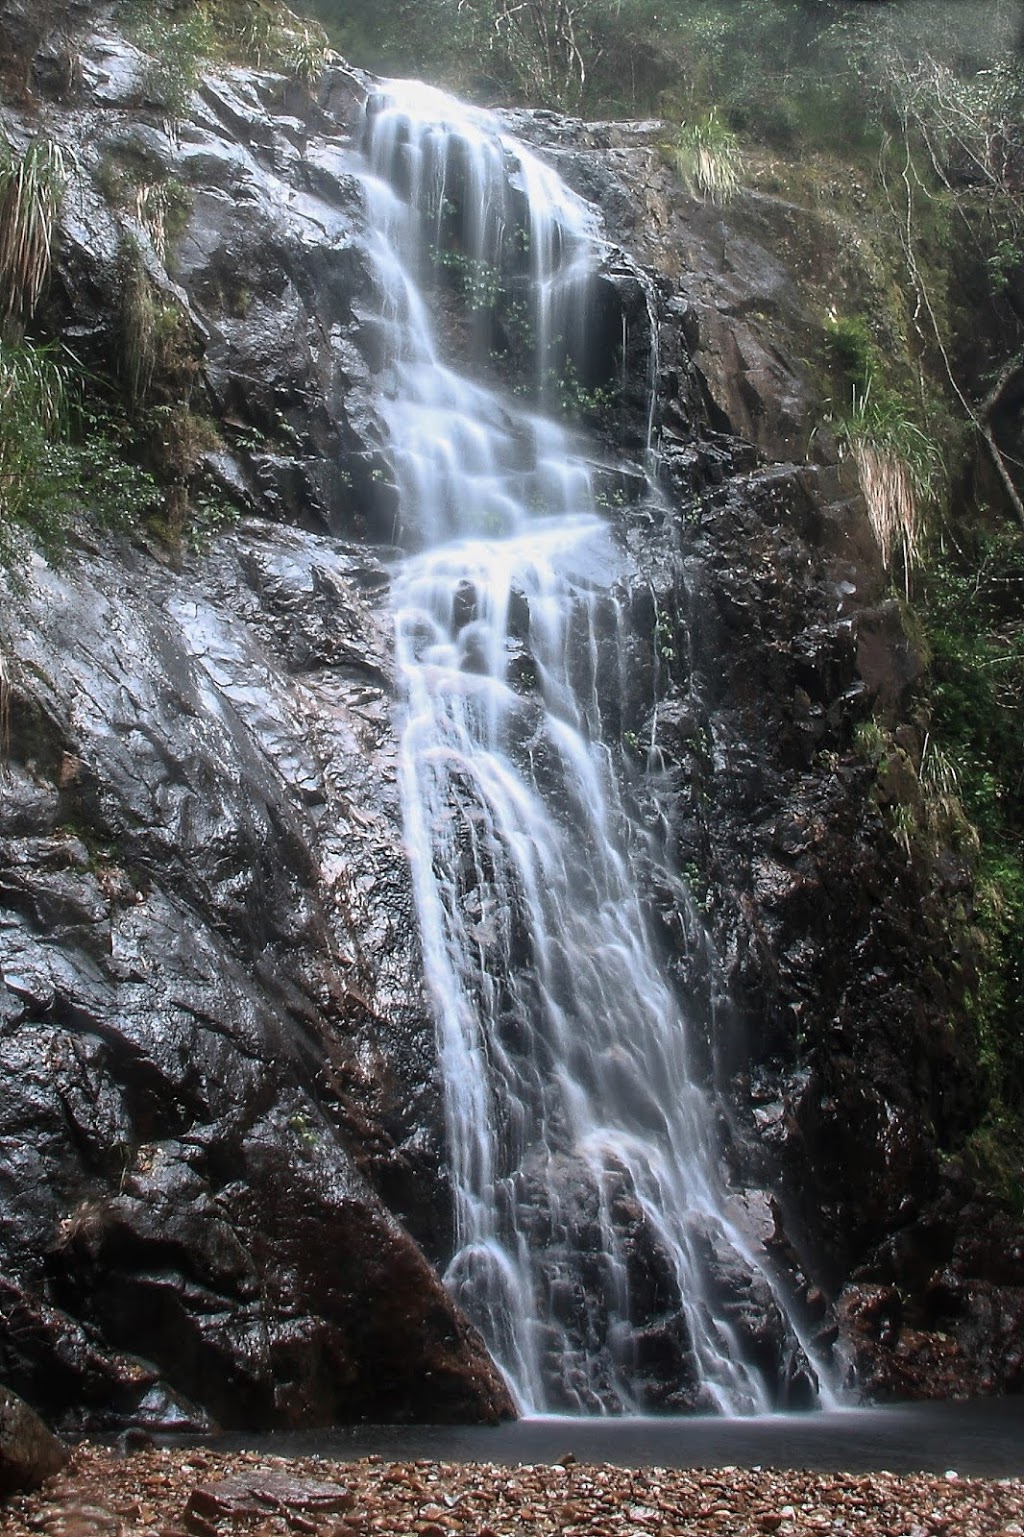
[358,80,825,1416]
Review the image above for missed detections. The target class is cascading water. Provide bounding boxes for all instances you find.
[357,81,827,1416]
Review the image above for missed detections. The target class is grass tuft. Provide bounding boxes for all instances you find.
[841,379,939,594]
[0,136,73,327]
[665,111,742,203]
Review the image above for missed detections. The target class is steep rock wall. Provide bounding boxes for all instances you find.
[0,8,512,1431]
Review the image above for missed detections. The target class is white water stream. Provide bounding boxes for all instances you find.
[358,81,823,1415]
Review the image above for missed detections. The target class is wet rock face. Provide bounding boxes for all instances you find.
[0,529,511,1430]
[1,22,517,1431]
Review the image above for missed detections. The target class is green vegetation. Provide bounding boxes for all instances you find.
[115,0,336,109]
[0,121,225,571]
[0,134,72,329]
[297,0,1019,124]
[664,111,741,203]
[919,532,1024,1203]
[0,340,72,565]
[839,381,940,595]
[0,339,164,569]
[0,135,162,568]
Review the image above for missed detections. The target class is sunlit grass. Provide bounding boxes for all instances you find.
[842,380,939,594]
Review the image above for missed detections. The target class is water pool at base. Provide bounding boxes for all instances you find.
[196,1398,1024,1479]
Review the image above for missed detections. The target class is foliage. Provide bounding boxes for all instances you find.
[824,312,876,397]
[483,0,590,110]
[281,20,334,84]
[94,144,195,277]
[0,135,73,329]
[919,527,1024,1170]
[544,356,616,422]
[118,0,216,117]
[664,111,741,203]
[119,237,157,406]
[0,339,164,567]
[432,248,505,311]
[117,0,335,107]
[0,340,70,564]
[297,0,1017,129]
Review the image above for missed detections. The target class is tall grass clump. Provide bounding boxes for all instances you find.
[280,19,334,85]
[666,110,742,202]
[841,379,939,595]
[0,136,72,328]
[119,237,157,406]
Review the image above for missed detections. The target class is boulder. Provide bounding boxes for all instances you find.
[0,1387,68,1495]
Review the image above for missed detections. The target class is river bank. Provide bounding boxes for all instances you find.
[2,1443,1022,1537]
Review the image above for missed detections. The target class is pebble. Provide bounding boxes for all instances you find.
[0,1445,1020,1537]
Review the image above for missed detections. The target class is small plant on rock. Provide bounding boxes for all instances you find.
[281,20,334,86]
[0,340,70,561]
[840,378,940,596]
[666,110,741,203]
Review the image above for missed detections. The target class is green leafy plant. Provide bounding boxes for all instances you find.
[0,340,164,568]
[0,339,71,563]
[545,356,617,421]
[824,311,876,395]
[119,0,214,118]
[433,249,505,312]
[281,20,334,85]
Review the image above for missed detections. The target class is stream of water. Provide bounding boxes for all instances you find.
[358,81,828,1417]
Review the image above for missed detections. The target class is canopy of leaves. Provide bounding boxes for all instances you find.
[297,0,1023,119]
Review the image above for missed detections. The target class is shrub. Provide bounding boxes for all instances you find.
[117,0,214,118]
[0,339,164,569]
[0,339,70,563]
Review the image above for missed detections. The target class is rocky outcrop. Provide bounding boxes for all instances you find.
[0,3,1020,1428]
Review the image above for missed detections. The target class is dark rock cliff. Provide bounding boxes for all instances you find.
[0,5,511,1431]
[0,3,1020,1429]
[518,115,1024,1402]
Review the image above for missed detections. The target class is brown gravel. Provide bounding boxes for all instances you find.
[0,1444,1021,1537]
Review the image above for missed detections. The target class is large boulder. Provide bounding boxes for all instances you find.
[0,1387,68,1495]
